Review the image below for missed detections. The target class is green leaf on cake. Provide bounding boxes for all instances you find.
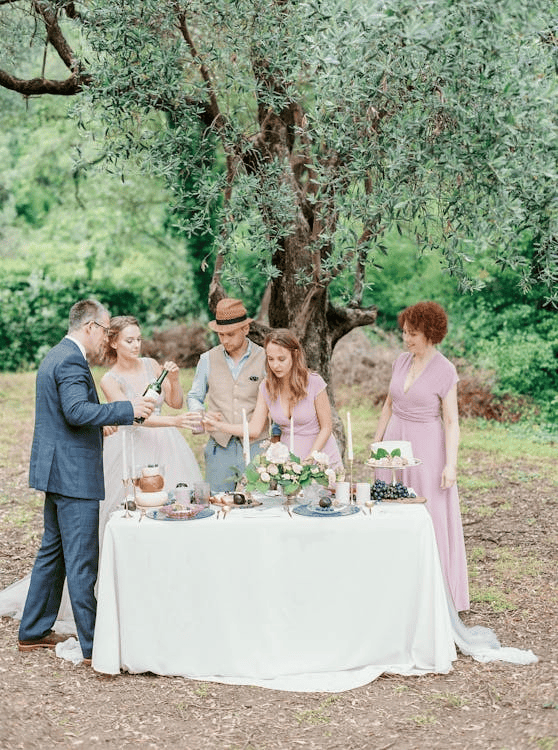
[373,448,389,459]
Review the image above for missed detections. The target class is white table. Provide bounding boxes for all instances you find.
[92,501,459,691]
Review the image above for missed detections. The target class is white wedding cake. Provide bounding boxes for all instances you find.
[370,440,414,465]
[135,464,168,507]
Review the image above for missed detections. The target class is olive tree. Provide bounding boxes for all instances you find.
[1,0,557,382]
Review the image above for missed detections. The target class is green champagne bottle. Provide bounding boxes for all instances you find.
[135,368,169,423]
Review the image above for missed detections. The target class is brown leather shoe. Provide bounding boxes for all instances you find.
[18,631,69,652]
[82,658,92,666]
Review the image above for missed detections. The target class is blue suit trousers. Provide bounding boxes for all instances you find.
[19,493,99,658]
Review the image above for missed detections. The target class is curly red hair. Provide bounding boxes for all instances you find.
[397,302,448,344]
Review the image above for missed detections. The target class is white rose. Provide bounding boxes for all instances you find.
[267,464,279,476]
[311,466,319,474]
[311,450,329,466]
[260,471,271,483]
[266,442,290,464]
[291,463,303,474]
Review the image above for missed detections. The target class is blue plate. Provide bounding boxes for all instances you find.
[292,503,360,518]
[146,507,215,521]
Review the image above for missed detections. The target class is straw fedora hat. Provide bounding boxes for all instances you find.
[208,298,253,332]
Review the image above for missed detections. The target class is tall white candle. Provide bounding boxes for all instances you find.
[242,408,250,466]
[289,415,294,454]
[346,411,354,461]
[121,427,128,480]
[130,427,136,479]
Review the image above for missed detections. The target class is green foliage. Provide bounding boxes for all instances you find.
[1,0,557,403]
[0,273,153,372]
[36,0,558,303]
[0,94,209,321]
[443,294,557,419]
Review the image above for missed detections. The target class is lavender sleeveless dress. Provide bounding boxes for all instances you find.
[261,373,343,469]
[378,351,470,611]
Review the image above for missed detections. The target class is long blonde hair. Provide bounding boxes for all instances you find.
[264,329,309,405]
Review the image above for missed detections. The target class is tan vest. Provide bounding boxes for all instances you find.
[206,343,268,448]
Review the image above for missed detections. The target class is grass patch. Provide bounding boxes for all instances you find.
[461,420,557,463]
[295,696,338,726]
[469,585,516,612]
[192,683,210,698]
[459,475,499,492]
[494,547,544,580]
[430,692,467,708]
[409,713,438,726]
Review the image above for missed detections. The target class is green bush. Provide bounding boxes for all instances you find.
[0,273,153,371]
[444,299,557,421]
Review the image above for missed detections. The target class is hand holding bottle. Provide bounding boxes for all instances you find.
[162,360,180,383]
[135,368,169,423]
[132,396,156,423]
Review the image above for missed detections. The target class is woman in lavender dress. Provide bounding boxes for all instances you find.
[374,302,470,612]
[205,329,342,470]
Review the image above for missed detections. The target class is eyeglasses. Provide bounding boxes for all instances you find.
[92,321,110,335]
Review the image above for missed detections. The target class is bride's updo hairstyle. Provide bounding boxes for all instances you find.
[398,301,448,345]
[103,315,140,365]
[264,328,309,405]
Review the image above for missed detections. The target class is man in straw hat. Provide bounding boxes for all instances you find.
[187,298,269,492]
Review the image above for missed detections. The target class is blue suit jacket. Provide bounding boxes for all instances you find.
[29,337,134,501]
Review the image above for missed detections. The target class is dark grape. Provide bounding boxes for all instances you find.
[370,479,415,502]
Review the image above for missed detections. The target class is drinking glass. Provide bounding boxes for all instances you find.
[335,481,350,506]
[193,481,211,506]
[355,482,371,506]
[190,409,205,435]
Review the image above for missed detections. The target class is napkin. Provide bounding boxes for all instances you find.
[236,505,286,519]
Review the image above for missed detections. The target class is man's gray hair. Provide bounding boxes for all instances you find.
[68,299,109,333]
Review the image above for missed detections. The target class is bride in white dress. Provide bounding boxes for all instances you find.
[0,315,202,632]
[98,315,202,533]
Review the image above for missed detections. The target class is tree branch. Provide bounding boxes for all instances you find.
[327,303,378,349]
[32,0,77,71]
[0,68,88,95]
[173,3,221,127]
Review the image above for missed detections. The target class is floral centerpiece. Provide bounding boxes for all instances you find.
[242,442,337,497]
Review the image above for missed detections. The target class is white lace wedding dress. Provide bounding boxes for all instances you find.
[0,359,202,635]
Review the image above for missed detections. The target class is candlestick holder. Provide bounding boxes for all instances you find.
[121,477,134,517]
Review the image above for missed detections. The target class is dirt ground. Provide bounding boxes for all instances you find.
[0,333,556,750]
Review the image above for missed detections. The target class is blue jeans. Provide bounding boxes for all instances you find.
[204,437,266,493]
[19,493,99,658]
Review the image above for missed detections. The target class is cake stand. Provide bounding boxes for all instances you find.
[364,457,422,486]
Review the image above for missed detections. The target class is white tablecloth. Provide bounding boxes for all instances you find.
[92,502,460,691]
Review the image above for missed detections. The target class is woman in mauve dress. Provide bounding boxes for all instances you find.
[374,301,470,612]
[205,329,342,470]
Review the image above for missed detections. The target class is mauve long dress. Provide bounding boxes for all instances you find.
[377,351,470,611]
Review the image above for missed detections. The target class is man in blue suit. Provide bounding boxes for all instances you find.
[18,299,154,664]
